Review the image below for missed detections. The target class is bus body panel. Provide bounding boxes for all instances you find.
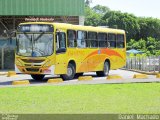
[54,53,68,75]
[15,22,126,77]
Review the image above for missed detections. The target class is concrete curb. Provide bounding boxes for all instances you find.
[78,76,93,81]
[12,80,30,85]
[133,74,148,79]
[107,75,123,80]
[7,71,17,77]
[47,78,63,84]
[0,72,7,76]
[156,74,160,78]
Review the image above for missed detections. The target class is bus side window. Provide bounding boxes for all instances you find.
[67,30,77,48]
[88,32,98,48]
[98,33,108,48]
[117,34,125,48]
[77,31,87,48]
[108,33,116,48]
[56,32,66,53]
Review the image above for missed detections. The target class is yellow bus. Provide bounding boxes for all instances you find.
[15,22,126,80]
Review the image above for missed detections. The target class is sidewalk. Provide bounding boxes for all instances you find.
[121,68,159,75]
[0,70,14,76]
[0,72,7,76]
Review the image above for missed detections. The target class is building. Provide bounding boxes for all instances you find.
[0,0,85,69]
[0,0,84,39]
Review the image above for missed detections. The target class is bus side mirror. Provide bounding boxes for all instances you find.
[107,42,110,48]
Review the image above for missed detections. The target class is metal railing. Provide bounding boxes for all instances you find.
[124,56,160,73]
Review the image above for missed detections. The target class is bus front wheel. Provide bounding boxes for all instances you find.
[31,74,45,80]
[60,63,75,80]
[96,61,110,77]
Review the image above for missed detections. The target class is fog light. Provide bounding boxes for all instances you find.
[22,69,25,72]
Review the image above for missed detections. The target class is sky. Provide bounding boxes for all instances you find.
[91,0,160,19]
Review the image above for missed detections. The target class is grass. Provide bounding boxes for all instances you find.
[0,83,160,114]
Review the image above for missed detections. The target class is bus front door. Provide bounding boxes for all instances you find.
[55,31,67,75]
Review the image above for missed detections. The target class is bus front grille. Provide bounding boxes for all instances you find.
[26,68,39,72]
[22,59,44,63]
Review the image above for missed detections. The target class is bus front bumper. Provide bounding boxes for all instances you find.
[15,64,55,75]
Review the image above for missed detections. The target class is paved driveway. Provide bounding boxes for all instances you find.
[0,69,159,87]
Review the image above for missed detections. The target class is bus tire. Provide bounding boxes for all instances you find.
[60,63,75,80]
[31,74,45,80]
[96,61,110,77]
[74,73,83,78]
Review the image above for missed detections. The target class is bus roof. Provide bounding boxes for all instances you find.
[19,22,125,34]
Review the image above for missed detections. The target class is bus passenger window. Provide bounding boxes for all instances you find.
[98,33,108,48]
[77,31,87,48]
[88,32,98,48]
[108,34,116,48]
[67,30,77,48]
[117,34,125,48]
[56,32,66,50]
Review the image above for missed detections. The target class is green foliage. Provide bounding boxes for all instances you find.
[155,50,160,56]
[128,53,135,58]
[84,4,160,56]
[85,6,102,26]
[136,54,143,58]
[127,37,160,56]
[84,3,110,26]
[127,39,146,50]
[92,5,110,15]
[137,17,160,40]
[85,0,92,7]
[127,39,136,50]
[146,37,157,54]
[102,11,140,40]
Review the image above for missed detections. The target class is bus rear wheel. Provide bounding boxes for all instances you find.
[60,63,75,80]
[96,61,110,77]
[31,74,45,80]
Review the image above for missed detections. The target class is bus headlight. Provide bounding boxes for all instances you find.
[43,61,52,67]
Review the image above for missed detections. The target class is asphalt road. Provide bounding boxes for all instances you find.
[0,69,159,87]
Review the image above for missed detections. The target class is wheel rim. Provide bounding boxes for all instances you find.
[104,62,109,74]
[67,67,73,76]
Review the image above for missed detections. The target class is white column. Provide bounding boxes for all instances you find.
[79,16,85,25]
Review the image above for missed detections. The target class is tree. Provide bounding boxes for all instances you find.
[85,6,102,26]
[92,5,110,15]
[85,4,110,26]
[137,17,160,40]
[146,37,157,55]
[84,4,160,55]
[85,0,92,7]
[155,50,160,56]
[127,37,160,56]
[127,39,136,50]
[102,11,140,40]
[127,39,146,50]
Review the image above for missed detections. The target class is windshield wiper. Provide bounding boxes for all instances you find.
[23,32,32,41]
[34,32,45,41]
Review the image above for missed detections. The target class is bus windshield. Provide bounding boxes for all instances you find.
[16,33,53,57]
